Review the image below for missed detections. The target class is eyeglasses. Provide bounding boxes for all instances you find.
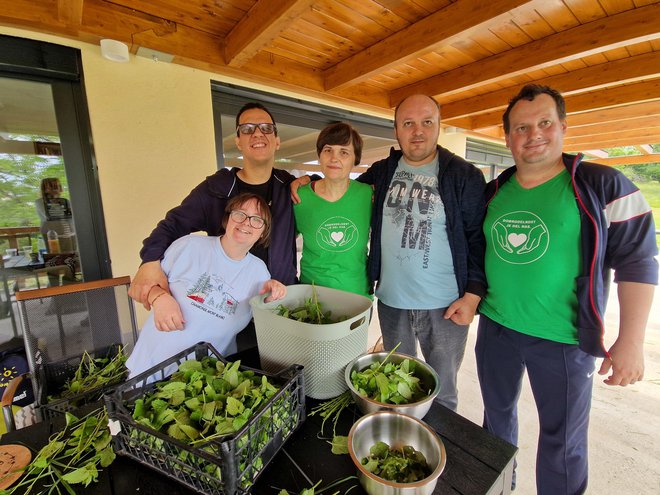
[230,210,266,228]
[236,123,277,135]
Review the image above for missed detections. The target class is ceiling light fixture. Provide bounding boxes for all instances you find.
[100,39,130,63]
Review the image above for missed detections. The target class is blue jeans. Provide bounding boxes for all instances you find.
[377,300,468,411]
[476,315,595,495]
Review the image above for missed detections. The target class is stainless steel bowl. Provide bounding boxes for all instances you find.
[348,411,446,495]
[344,352,440,419]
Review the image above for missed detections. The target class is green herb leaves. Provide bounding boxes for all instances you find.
[275,285,346,324]
[131,357,280,446]
[351,358,429,405]
[1,408,115,494]
[361,441,431,483]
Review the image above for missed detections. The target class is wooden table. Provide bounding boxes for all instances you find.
[0,350,517,495]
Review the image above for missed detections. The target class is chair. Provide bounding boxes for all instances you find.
[1,276,138,431]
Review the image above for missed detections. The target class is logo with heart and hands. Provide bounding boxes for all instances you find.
[490,211,548,264]
[316,216,359,252]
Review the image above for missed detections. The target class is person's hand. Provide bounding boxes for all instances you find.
[290,176,311,204]
[152,293,185,331]
[260,279,287,302]
[444,292,481,326]
[599,337,645,386]
[128,261,169,310]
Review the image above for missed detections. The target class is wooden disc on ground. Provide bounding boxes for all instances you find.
[0,444,32,489]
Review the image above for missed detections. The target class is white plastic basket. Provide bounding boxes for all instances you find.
[250,284,373,399]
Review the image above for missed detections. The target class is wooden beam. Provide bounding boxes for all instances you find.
[441,51,660,121]
[567,101,660,128]
[463,79,660,130]
[638,145,653,154]
[391,3,660,102]
[587,154,660,166]
[565,116,660,138]
[58,0,83,24]
[564,130,660,150]
[224,0,315,67]
[323,0,531,92]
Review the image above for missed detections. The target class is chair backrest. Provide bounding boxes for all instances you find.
[15,276,138,408]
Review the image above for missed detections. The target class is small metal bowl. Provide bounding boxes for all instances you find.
[345,352,440,419]
[348,411,446,495]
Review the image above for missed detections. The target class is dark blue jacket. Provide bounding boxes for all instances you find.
[358,146,487,298]
[139,167,298,285]
[485,153,658,357]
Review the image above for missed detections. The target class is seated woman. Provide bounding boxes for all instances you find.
[293,122,373,298]
[127,193,286,378]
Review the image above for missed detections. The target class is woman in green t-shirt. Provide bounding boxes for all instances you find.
[293,123,373,297]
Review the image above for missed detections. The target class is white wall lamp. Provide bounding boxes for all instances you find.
[100,39,130,63]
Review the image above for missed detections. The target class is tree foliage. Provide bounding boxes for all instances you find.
[0,151,68,228]
[616,164,660,184]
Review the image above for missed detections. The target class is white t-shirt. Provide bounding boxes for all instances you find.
[126,234,270,378]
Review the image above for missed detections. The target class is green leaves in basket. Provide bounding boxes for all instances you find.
[48,346,128,404]
[275,284,347,324]
[130,357,281,446]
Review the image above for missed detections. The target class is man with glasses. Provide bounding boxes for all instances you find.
[129,103,297,341]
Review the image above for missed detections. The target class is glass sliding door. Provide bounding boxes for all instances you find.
[0,35,111,343]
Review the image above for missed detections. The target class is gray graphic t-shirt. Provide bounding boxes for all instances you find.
[376,157,458,309]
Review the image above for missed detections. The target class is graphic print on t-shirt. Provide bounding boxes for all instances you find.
[316,216,359,252]
[385,170,442,268]
[186,273,238,315]
[490,210,549,264]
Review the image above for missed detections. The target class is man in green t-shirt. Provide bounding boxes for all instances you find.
[477,84,657,494]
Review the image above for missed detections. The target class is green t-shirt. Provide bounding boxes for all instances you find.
[480,169,581,344]
[294,180,373,298]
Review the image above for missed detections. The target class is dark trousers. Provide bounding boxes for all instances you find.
[476,315,595,495]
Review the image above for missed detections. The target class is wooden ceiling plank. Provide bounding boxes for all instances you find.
[323,0,533,92]
[564,130,660,148]
[58,0,83,24]
[334,0,410,32]
[567,101,660,126]
[224,0,316,68]
[391,3,660,102]
[586,154,660,166]
[562,0,607,23]
[599,0,636,15]
[565,115,660,137]
[488,19,532,48]
[534,0,580,31]
[466,79,660,130]
[440,50,660,121]
[365,0,433,23]
[108,0,245,36]
[509,5,556,40]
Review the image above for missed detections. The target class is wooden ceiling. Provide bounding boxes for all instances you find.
[2,0,659,165]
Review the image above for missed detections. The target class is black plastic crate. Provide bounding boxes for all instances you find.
[37,343,127,420]
[105,342,306,495]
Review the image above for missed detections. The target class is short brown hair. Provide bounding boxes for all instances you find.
[503,84,566,134]
[316,122,363,165]
[222,193,272,247]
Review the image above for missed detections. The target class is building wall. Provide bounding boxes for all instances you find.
[0,26,468,325]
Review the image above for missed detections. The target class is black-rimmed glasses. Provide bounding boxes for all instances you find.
[236,123,277,135]
[230,210,266,228]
